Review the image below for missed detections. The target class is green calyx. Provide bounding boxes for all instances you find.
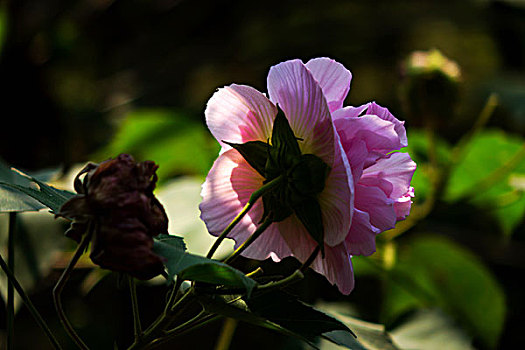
[223,107,330,256]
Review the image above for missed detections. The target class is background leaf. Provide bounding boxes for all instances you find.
[382,234,506,348]
[97,108,219,180]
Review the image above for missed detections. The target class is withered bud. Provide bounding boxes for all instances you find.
[58,154,167,280]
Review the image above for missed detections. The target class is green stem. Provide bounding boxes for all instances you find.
[223,218,273,265]
[53,224,93,350]
[214,318,238,350]
[128,276,142,342]
[0,250,62,349]
[207,175,283,259]
[7,212,16,350]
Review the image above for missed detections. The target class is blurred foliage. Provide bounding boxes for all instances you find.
[0,0,524,349]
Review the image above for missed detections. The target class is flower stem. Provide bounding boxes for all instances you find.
[214,318,238,350]
[128,275,143,342]
[223,218,273,265]
[7,212,16,350]
[206,175,283,259]
[0,248,62,349]
[53,224,94,350]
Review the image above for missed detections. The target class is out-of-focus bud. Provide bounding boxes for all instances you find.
[57,154,167,280]
[400,49,461,129]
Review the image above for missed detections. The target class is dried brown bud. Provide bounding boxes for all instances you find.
[58,154,167,280]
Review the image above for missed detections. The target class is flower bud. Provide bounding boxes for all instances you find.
[400,49,461,129]
[58,154,167,280]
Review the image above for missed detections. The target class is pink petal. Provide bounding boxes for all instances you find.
[367,102,408,148]
[305,57,352,113]
[205,84,277,150]
[278,215,354,295]
[354,184,396,232]
[318,133,354,247]
[345,209,380,256]
[394,187,414,220]
[333,112,402,165]
[311,243,355,295]
[200,149,293,260]
[332,103,369,121]
[361,152,416,199]
[267,59,335,166]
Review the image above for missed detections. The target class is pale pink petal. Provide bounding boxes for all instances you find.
[267,59,335,166]
[278,215,354,295]
[334,112,401,165]
[354,184,396,232]
[345,209,380,256]
[339,137,367,185]
[318,133,354,247]
[367,102,408,147]
[311,243,354,295]
[205,84,277,150]
[361,152,416,199]
[394,187,414,220]
[200,149,293,260]
[305,57,352,113]
[332,103,369,121]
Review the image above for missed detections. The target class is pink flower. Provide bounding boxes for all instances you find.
[200,59,355,294]
[200,57,416,294]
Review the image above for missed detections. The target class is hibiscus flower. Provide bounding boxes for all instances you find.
[200,58,416,295]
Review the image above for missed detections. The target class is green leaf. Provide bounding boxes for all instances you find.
[0,161,74,213]
[199,291,361,350]
[152,236,257,296]
[246,291,357,348]
[198,294,318,348]
[223,140,269,177]
[97,108,219,180]
[445,130,525,235]
[383,235,506,348]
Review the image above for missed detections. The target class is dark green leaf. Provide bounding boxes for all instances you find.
[246,291,356,346]
[198,294,319,348]
[383,234,506,348]
[293,197,324,256]
[223,140,269,177]
[0,161,74,213]
[153,237,257,296]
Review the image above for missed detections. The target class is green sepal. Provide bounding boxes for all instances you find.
[223,140,269,177]
[268,107,301,172]
[293,196,325,257]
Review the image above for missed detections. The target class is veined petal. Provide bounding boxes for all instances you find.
[332,103,369,121]
[361,152,417,199]
[367,102,408,147]
[354,184,396,232]
[205,84,277,150]
[267,59,335,166]
[318,133,354,247]
[334,112,402,162]
[345,209,380,256]
[278,215,355,295]
[312,243,354,295]
[306,57,352,113]
[200,149,292,260]
[199,149,263,244]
